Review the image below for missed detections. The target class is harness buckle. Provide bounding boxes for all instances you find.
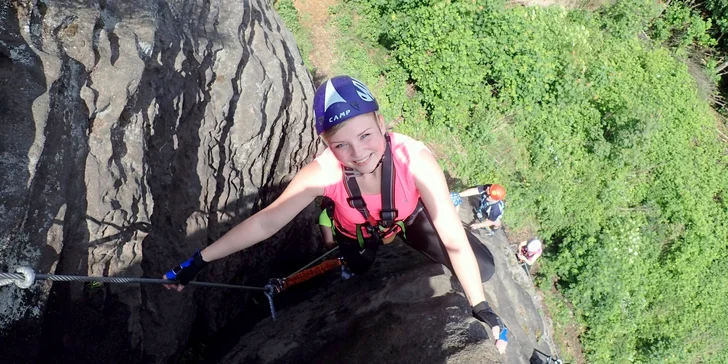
[379,209,398,226]
[364,224,379,235]
[347,196,366,209]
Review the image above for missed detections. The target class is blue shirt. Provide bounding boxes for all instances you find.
[477,184,504,221]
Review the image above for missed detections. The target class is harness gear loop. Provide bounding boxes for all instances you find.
[342,133,401,247]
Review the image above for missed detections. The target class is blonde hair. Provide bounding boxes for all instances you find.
[321,111,383,141]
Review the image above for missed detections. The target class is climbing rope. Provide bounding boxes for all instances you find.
[0,270,265,291]
[283,258,342,289]
[287,246,339,278]
[1,248,347,321]
[265,257,345,319]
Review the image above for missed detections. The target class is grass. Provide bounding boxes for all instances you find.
[537,276,587,363]
[274,0,316,74]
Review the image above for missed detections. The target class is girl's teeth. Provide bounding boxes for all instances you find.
[355,155,370,164]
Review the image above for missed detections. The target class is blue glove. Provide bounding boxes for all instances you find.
[498,327,509,342]
[164,250,208,285]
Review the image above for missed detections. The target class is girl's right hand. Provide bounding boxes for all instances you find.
[162,250,209,292]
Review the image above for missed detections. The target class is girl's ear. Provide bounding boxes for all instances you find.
[377,112,386,135]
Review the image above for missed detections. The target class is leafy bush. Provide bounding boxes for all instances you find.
[599,0,662,39]
[649,3,717,55]
[337,0,728,361]
[703,0,728,47]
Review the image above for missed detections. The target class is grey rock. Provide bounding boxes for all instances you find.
[219,204,558,364]
[221,242,502,364]
[1,0,317,362]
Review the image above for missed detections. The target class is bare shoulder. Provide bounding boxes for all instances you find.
[410,148,440,177]
[293,160,330,190]
[282,158,343,198]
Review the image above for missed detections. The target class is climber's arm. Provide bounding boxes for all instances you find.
[411,149,486,306]
[459,186,482,197]
[200,161,326,261]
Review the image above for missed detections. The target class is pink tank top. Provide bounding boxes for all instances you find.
[521,246,542,259]
[315,132,427,238]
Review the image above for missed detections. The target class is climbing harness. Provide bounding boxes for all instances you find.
[342,133,405,247]
[1,247,347,321]
[477,198,505,222]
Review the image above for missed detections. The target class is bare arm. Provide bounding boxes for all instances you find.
[320,225,336,250]
[516,241,527,262]
[200,161,326,261]
[459,186,482,197]
[471,218,501,230]
[412,149,486,306]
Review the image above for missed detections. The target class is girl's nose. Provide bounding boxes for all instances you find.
[350,142,364,158]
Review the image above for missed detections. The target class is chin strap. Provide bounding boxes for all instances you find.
[342,157,384,178]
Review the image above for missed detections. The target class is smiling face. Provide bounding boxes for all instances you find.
[322,112,386,174]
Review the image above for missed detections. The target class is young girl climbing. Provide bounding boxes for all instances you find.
[163,76,510,353]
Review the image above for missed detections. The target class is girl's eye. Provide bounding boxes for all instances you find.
[334,143,346,149]
[360,133,370,140]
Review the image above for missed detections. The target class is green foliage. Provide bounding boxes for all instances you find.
[703,0,728,48]
[704,57,724,85]
[386,2,492,129]
[599,0,662,39]
[649,3,717,55]
[333,0,728,361]
[328,3,425,127]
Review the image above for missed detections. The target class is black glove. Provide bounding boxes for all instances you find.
[472,301,505,338]
[164,250,208,285]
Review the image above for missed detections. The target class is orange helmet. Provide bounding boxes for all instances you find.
[488,184,506,201]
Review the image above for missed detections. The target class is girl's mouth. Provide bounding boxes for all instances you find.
[353,153,372,166]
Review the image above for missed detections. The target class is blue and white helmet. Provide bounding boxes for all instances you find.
[313,76,379,135]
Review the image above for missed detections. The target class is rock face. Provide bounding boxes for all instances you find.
[0,0,317,362]
[219,203,559,364]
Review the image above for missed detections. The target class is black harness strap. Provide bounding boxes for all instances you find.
[379,134,397,227]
